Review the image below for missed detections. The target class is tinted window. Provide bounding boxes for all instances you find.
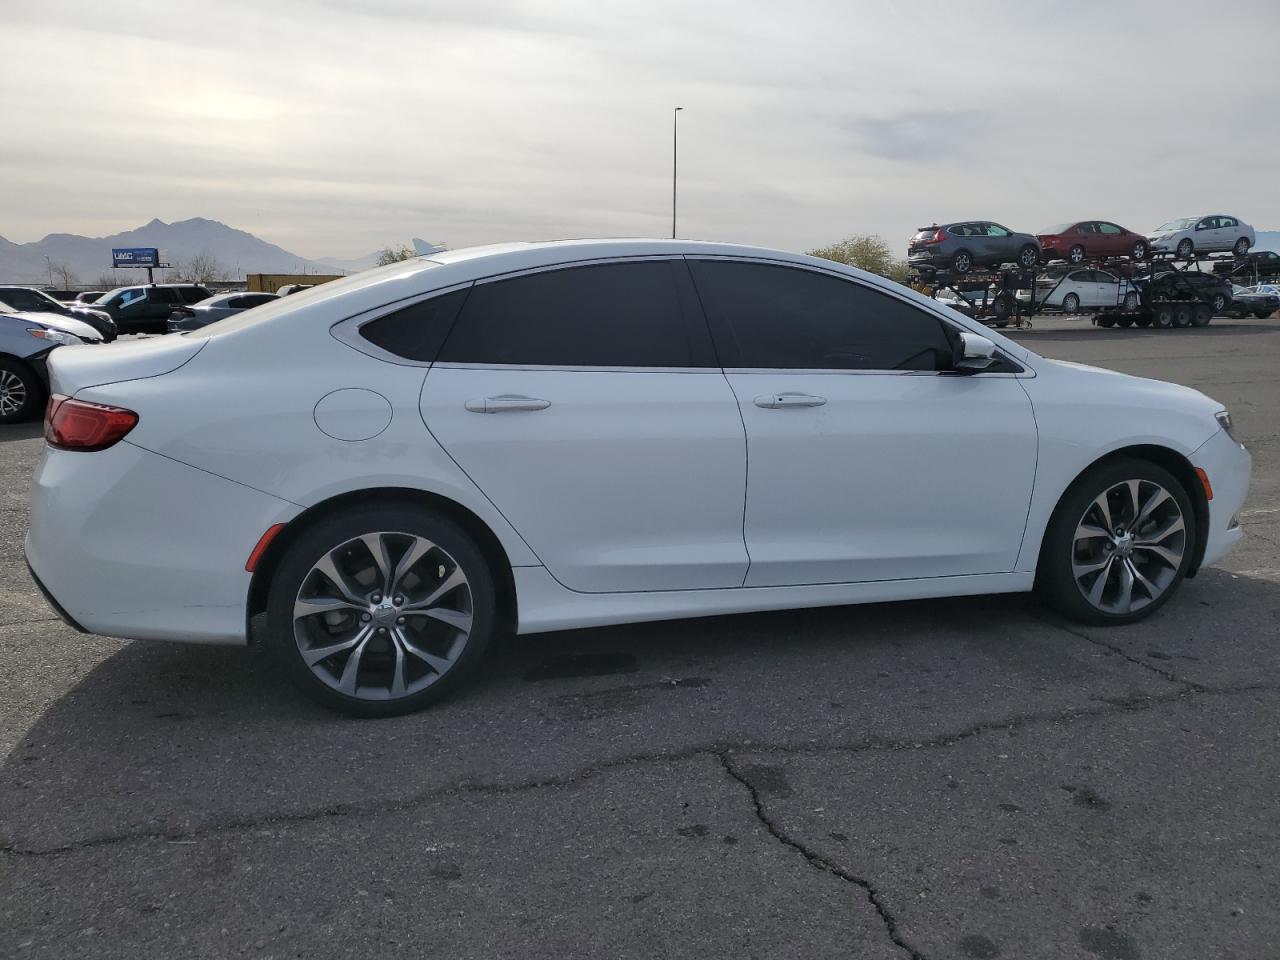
[360,288,470,362]
[239,294,276,307]
[438,261,712,368]
[176,287,209,303]
[151,288,179,305]
[688,260,953,371]
[1098,222,1121,235]
[986,224,1011,237]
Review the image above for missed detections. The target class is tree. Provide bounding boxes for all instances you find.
[175,252,228,284]
[807,233,910,281]
[50,262,78,288]
[375,243,418,266]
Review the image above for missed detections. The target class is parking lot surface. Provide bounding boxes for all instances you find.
[2,316,1277,959]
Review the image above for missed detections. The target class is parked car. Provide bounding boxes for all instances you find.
[1024,267,1140,313]
[0,286,117,342]
[1148,215,1255,259]
[908,221,1040,273]
[1148,269,1233,313]
[1226,285,1279,319]
[1036,221,1149,263]
[73,291,105,304]
[1212,249,1280,281]
[26,240,1250,717]
[90,284,212,334]
[0,311,102,423]
[168,292,281,332]
[277,284,315,296]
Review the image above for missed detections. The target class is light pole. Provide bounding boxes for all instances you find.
[43,255,52,287]
[672,106,683,239]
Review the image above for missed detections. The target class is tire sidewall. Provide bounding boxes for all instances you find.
[265,504,497,717]
[0,358,45,424]
[1036,458,1196,625]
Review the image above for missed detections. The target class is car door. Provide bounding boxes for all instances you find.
[1195,217,1222,251]
[1096,222,1125,257]
[687,258,1037,587]
[984,222,1015,263]
[420,258,749,593]
[1089,270,1122,306]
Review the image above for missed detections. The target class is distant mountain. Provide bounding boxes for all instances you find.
[1254,231,1280,253]
[0,217,352,285]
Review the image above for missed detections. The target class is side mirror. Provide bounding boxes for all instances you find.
[952,331,997,373]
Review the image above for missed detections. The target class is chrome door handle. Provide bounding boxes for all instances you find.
[464,395,552,414]
[753,393,827,409]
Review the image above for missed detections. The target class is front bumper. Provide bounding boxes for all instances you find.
[1191,427,1251,569]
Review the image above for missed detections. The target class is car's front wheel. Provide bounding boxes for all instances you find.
[1018,245,1039,269]
[266,504,497,717]
[1131,240,1148,260]
[1037,458,1195,625]
[0,357,45,424]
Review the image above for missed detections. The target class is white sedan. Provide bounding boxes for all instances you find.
[25,240,1251,716]
[1148,215,1255,259]
[1029,267,1140,313]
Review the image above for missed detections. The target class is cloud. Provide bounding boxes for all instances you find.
[844,110,992,163]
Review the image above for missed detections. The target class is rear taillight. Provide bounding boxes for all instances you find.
[45,394,138,451]
[923,229,946,245]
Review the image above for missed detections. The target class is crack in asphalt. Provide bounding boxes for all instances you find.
[1,680,1275,860]
[717,751,925,960]
[1029,610,1198,687]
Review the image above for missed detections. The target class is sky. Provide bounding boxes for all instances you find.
[2,0,1278,259]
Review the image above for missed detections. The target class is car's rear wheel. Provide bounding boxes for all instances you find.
[1131,240,1148,260]
[0,357,45,424]
[1068,245,1085,264]
[266,504,497,717]
[952,250,973,274]
[1234,236,1251,256]
[1192,305,1212,327]
[1062,293,1081,314]
[1037,459,1194,625]
[1176,238,1194,259]
[1018,245,1039,269]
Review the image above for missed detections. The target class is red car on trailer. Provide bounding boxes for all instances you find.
[1037,221,1149,264]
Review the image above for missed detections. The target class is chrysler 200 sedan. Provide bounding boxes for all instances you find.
[26,240,1251,716]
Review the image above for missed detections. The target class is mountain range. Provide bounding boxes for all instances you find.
[0,218,388,285]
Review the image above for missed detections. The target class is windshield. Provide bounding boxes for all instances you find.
[0,288,61,311]
[1156,218,1195,232]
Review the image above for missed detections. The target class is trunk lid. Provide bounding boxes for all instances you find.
[48,334,206,396]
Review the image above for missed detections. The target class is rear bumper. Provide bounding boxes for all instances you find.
[908,249,948,266]
[1191,427,1251,569]
[25,440,300,645]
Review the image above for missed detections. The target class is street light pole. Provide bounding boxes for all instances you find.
[43,256,52,287]
[672,106,683,239]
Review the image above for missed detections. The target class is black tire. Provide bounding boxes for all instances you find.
[1018,245,1039,269]
[1062,293,1081,314]
[1116,315,1135,328]
[1192,306,1212,327]
[952,250,973,274]
[1135,315,1153,327]
[0,357,46,424]
[1173,305,1193,328]
[1210,293,1227,313]
[1152,306,1174,328]
[1036,457,1196,626]
[265,503,498,717]
[1097,316,1116,328]
[991,292,1015,322]
[1176,238,1194,259]
[1068,245,1086,264]
[1254,309,1272,319]
[1234,236,1251,256]
[1131,240,1148,260]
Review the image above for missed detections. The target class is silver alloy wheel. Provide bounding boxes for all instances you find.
[0,369,27,416]
[1072,479,1186,615]
[293,531,474,700]
[1069,246,1084,263]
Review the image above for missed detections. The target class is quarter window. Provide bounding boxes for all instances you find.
[437,260,713,368]
[359,288,470,362]
[688,260,953,371]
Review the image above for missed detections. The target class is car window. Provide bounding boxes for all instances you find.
[986,224,1011,237]
[359,288,470,361]
[1220,217,1236,228]
[1098,222,1122,235]
[240,294,276,307]
[1095,271,1118,284]
[1077,223,1096,234]
[688,260,953,372]
[1197,218,1214,230]
[1067,271,1089,283]
[438,260,713,368]
[0,288,57,311]
[177,287,209,303]
[151,288,179,305]
[117,289,146,307]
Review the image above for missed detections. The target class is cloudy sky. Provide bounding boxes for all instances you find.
[2,0,1277,258]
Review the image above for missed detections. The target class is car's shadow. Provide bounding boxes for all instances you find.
[0,421,43,442]
[2,568,1276,851]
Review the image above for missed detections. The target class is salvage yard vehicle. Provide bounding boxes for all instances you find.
[25,240,1251,716]
[1026,267,1140,313]
[90,283,213,334]
[0,286,117,342]
[1148,215,1255,259]
[0,310,102,423]
[908,221,1041,273]
[1036,221,1149,264]
[168,292,280,332]
[1227,285,1280,319]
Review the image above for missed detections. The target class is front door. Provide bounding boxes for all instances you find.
[687,258,1038,587]
[420,258,749,594]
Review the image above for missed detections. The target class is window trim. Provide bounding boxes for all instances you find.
[330,281,476,367]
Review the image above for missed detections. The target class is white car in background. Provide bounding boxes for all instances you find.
[25,240,1251,717]
[1148,215,1255,259]
[1024,267,1140,314]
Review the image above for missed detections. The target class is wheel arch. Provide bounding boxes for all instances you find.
[246,487,519,642]
[1035,444,1210,581]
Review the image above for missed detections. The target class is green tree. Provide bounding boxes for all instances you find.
[375,243,418,265]
[807,233,909,281]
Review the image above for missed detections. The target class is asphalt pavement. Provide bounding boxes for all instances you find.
[2,315,1277,960]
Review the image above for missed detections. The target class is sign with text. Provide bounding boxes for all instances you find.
[111,247,170,268]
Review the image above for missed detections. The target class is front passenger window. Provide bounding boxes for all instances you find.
[688,260,954,371]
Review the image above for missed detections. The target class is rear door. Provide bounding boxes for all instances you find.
[420,258,749,593]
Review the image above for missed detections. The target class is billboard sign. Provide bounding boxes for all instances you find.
[111,247,171,268]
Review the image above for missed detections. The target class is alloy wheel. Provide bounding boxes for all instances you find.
[293,531,474,701]
[0,369,26,416]
[1071,479,1185,615]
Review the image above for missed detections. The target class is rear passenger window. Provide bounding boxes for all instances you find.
[359,288,470,361]
[689,260,953,371]
[437,260,713,367]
